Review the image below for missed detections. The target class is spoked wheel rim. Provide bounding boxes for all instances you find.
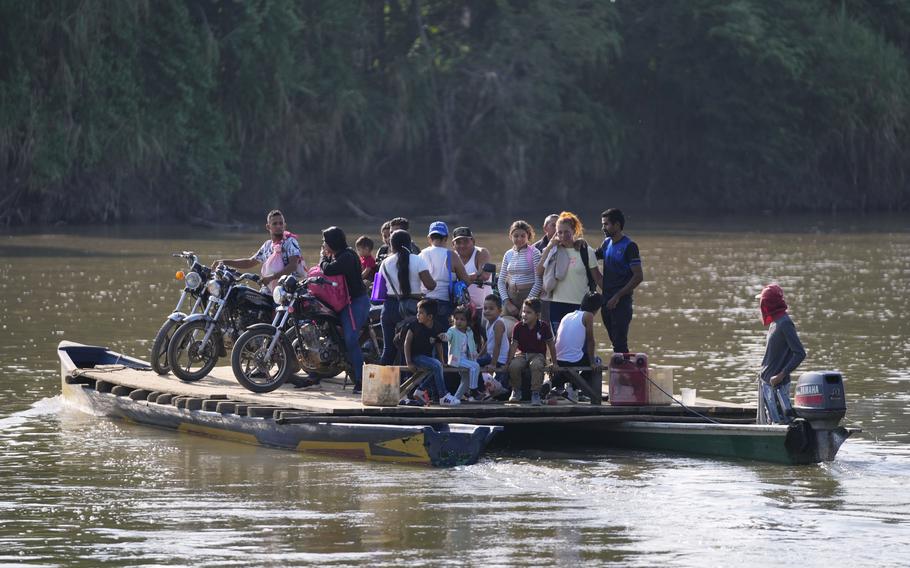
[171,323,217,380]
[236,334,288,388]
[154,325,177,370]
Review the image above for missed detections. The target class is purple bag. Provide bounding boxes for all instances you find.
[370,270,387,302]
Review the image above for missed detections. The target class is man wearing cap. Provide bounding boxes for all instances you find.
[451,226,493,309]
[756,283,806,424]
[419,221,472,324]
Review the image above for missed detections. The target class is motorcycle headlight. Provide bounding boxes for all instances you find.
[206,280,222,298]
[272,286,287,305]
[184,271,202,290]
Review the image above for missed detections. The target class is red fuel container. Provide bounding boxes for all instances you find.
[608,353,649,406]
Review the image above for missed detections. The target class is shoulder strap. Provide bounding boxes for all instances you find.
[579,245,596,292]
[382,261,402,298]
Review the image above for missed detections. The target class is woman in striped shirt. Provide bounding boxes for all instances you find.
[497,220,542,318]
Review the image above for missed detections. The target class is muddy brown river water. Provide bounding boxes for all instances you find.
[1,220,908,566]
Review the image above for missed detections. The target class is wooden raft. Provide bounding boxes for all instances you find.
[67,364,756,425]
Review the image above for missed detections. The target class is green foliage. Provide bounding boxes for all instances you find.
[0,0,908,225]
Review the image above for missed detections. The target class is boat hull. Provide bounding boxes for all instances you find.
[59,343,498,467]
[494,420,855,465]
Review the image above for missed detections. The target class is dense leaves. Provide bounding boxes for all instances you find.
[0,0,907,225]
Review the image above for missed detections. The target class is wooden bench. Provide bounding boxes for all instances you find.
[550,365,604,405]
[399,366,472,398]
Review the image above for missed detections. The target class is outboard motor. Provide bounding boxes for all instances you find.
[794,371,846,429]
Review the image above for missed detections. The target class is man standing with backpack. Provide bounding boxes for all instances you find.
[597,208,644,354]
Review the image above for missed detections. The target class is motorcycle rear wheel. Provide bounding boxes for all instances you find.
[150,318,179,375]
[167,320,219,382]
[231,329,294,393]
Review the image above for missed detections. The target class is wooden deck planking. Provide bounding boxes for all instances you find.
[73,364,755,419]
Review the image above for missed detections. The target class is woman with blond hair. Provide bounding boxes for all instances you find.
[537,212,602,332]
[497,220,542,319]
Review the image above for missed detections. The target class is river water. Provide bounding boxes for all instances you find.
[1,221,908,567]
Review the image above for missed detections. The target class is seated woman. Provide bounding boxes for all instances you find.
[537,212,603,333]
[378,230,436,365]
[320,226,370,393]
[497,220,542,319]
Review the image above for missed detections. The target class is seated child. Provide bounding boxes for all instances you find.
[477,294,510,399]
[554,291,602,402]
[506,298,557,406]
[356,235,378,283]
[403,299,460,406]
[447,307,482,401]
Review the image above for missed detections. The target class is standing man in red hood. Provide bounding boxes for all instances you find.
[756,284,806,424]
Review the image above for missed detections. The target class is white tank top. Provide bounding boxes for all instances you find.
[419,245,452,302]
[485,317,510,365]
[555,310,586,362]
[463,248,492,308]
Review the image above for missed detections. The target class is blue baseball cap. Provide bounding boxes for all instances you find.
[428,221,449,237]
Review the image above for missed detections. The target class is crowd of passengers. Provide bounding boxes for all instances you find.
[216,209,644,407]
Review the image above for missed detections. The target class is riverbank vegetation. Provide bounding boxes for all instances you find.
[1,0,908,225]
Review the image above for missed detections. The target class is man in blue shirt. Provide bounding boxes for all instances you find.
[596,208,643,353]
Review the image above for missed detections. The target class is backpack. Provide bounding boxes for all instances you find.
[446,251,471,307]
[393,316,419,352]
[306,266,351,312]
[578,245,597,293]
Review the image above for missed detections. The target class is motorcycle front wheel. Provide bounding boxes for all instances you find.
[167,320,219,382]
[150,318,179,375]
[231,329,294,393]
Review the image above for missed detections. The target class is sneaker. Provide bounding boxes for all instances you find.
[508,389,522,403]
[531,391,542,406]
[564,384,578,403]
[441,393,461,406]
[540,381,552,398]
[413,388,430,406]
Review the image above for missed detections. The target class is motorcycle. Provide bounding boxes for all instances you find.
[231,274,382,393]
[150,252,212,375]
[166,265,275,381]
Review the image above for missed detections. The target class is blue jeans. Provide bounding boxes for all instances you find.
[413,355,448,400]
[380,296,418,365]
[340,293,371,387]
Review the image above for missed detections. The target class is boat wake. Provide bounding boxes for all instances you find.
[0,395,64,430]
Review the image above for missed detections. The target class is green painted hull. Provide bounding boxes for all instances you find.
[595,421,854,464]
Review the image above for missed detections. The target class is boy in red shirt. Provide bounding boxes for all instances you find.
[506,298,557,406]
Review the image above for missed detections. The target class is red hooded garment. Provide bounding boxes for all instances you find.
[759,284,788,327]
